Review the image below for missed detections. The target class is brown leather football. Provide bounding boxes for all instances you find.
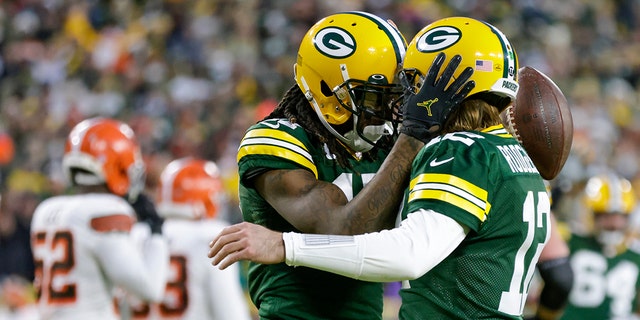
[500,66,573,180]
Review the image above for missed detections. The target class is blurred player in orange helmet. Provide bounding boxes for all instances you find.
[125,158,251,320]
[0,132,15,166]
[30,117,169,320]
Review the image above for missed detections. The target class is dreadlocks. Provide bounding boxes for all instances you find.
[263,85,394,168]
[263,84,389,168]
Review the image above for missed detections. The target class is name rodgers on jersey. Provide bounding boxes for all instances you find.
[434,130,539,175]
[497,144,538,174]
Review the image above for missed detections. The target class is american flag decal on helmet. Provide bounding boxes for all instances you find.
[475,60,493,72]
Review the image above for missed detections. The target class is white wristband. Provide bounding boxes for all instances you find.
[284,232,363,278]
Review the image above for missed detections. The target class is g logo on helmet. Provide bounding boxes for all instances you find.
[313,27,356,58]
[416,26,461,53]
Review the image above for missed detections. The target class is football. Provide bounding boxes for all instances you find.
[500,66,573,180]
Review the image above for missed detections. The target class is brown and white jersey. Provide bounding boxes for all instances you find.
[31,193,169,320]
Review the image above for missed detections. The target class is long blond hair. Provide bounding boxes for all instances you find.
[442,99,503,134]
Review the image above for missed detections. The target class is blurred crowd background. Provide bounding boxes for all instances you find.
[1,0,640,319]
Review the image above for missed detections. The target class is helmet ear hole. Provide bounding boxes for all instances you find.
[320,81,333,97]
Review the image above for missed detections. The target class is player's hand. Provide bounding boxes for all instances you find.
[129,193,164,234]
[400,52,476,143]
[208,222,285,270]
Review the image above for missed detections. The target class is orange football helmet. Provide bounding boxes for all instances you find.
[62,117,146,201]
[157,157,226,220]
[0,132,15,165]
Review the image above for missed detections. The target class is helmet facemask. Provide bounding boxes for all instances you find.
[303,68,403,154]
[334,77,403,152]
[593,212,630,257]
[125,158,146,202]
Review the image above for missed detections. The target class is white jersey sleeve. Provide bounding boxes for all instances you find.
[284,209,468,282]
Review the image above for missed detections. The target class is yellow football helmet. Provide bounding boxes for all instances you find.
[584,173,636,215]
[584,172,637,256]
[402,16,519,111]
[294,11,407,152]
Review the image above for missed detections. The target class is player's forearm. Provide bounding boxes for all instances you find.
[97,234,169,302]
[207,262,252,320]
[535,256,573,320]
[139,235,170,301]
[338,134,424,234]
[257,135,423,235]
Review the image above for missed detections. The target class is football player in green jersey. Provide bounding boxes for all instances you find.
[210,16,552,320]
[560,172,640,320]
[229,11,474,320]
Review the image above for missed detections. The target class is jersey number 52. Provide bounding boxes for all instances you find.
[32,230,77,304]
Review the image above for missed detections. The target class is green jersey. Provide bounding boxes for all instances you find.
[399,125,550,319]
[237,118,386,319]
[560,235,640,319]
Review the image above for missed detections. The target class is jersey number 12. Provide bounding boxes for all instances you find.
[499,191,551,315]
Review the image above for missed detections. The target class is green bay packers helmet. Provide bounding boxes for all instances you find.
[584,172,637,256]
[585,173,637,215]
[402,16,519,111]
[294,11,407,152]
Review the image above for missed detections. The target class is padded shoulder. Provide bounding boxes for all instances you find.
[237,118,318,179]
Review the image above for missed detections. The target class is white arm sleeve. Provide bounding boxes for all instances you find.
[284,209,468,282]
[94,233,169,302]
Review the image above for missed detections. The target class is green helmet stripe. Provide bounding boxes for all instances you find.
[484,21,517,79]
[348,11,406,64]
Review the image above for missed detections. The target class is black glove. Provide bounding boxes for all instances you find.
[400,52,476,143]
[129,193,164,234]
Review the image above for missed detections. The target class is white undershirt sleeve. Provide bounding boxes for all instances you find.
[284,209,468,282]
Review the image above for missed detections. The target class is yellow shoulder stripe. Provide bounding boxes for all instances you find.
[237,128,318,178]
[410,173,487,200]
[408,189,488,222]
[409,173,490,221]
[243,128,309,151]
